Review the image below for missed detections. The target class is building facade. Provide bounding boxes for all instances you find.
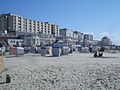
[7,39,24,46]
[25,36,55,46]
[73,31,84,45]
[0,13,59,37]
[83,34,93,46]
[59,28,73,39]
[84,34,93,41]
[92,40,100,46]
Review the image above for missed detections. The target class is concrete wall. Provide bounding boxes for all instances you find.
[0,56,4,73]
[8,39,24,46]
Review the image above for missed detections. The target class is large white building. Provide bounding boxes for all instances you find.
[84,34,93,41]
[72,31,84,44]
[83,34,93,46]
[59,28,73,39]
[73,31,83,40]
[0,13,59,37]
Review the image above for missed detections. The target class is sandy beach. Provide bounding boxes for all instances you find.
[0,52,120,90]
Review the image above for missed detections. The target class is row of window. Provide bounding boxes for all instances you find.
[11,41,24,43]
[12,21,58,31]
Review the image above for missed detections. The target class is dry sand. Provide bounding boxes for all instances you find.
[0,52,120,90]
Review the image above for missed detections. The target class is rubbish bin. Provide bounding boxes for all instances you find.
[41,47,46,56]
[52,47,60,57]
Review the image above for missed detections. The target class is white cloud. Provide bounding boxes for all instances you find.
[101,32,110,37]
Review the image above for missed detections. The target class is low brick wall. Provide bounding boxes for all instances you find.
[0,55,4,73]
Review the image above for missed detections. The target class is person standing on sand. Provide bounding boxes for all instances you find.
[94,52,98,57]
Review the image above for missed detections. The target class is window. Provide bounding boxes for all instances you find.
[11,41,15,43]
[20,41,24,43]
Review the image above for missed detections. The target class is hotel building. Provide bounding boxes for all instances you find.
[59,28,73,39]
[0,13,59,37]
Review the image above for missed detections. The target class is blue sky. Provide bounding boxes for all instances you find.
[0,0,120,44]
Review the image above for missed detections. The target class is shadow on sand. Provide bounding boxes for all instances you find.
[0,82,6,84]
[92,56,118,59]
